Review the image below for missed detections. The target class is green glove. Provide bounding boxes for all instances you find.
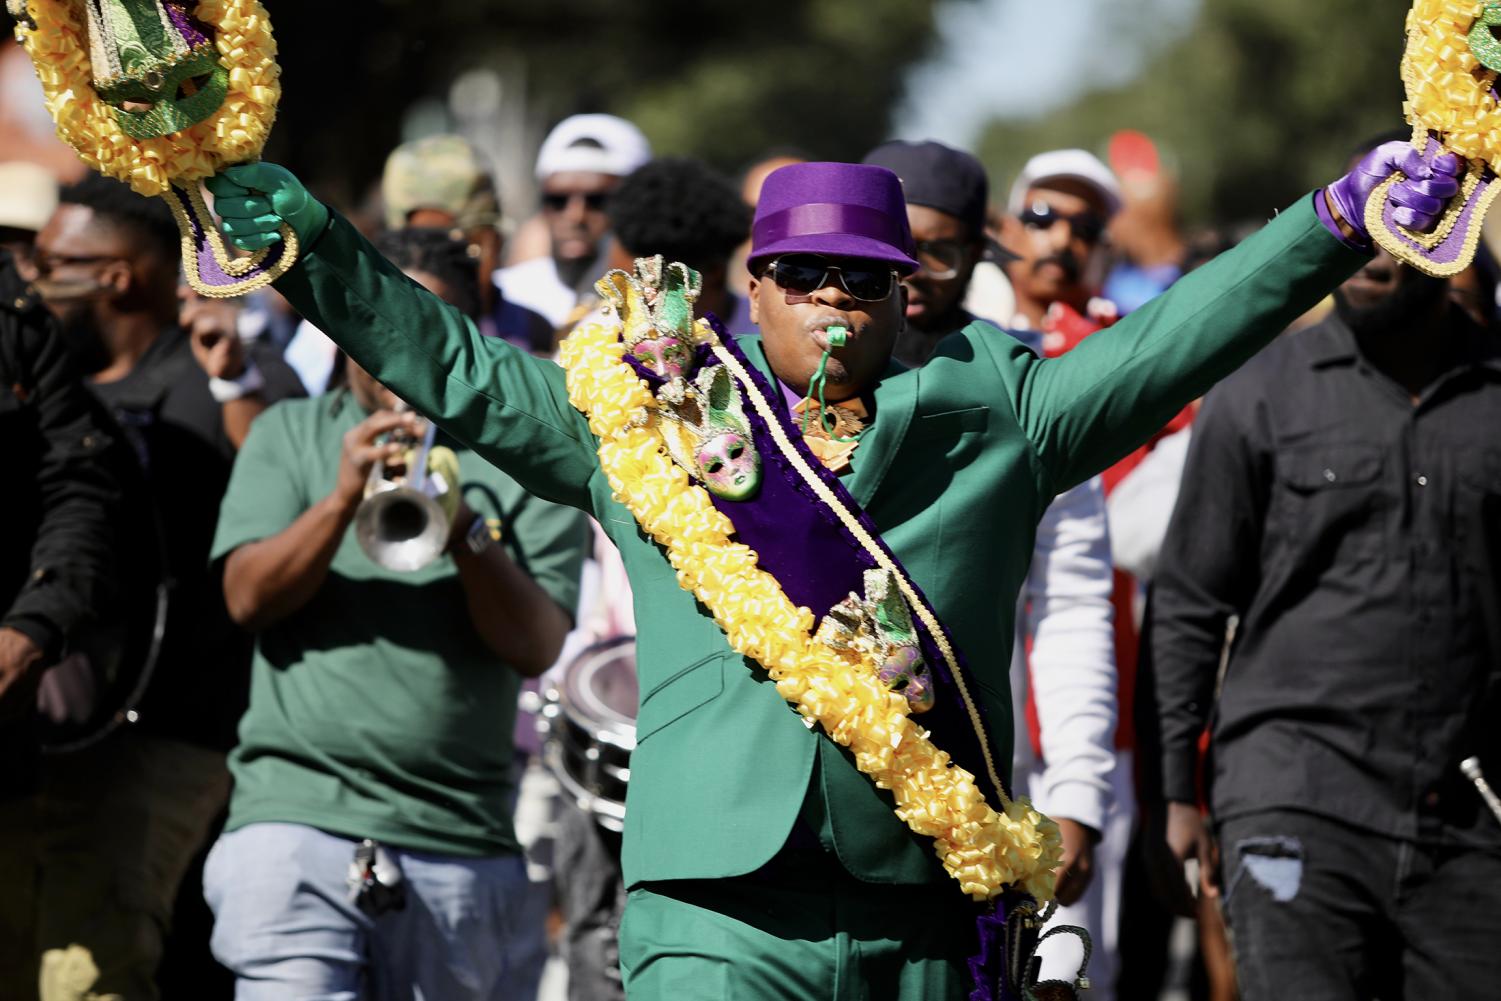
[205,162,329,252]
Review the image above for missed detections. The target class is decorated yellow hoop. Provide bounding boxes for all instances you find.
[1369,0,1501,276]
[10,0,295,297]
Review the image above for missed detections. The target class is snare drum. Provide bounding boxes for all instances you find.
[539,635,638,831]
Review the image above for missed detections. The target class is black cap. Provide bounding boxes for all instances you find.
[863,139,990,237]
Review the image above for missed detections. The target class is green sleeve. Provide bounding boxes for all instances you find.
[992,194,1366,493]
[506,494,590,625]
[274,213,598,511]
[211,401,308,561]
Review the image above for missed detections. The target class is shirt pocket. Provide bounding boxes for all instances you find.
[1457,448,1501,553]
[1459,448,1501,498]
[635,652,727,744]
[1272,443,1386,559]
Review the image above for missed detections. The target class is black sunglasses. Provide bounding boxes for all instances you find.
[1018,202,1106,244]
[913,239,970,280]
[762,255,898,302]
[541,191,609,213]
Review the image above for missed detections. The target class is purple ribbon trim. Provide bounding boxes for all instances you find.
[169,184,284,289]
[753,202,910,250]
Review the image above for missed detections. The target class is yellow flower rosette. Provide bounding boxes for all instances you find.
[12,0,280,197]
[1369,0,1501,275]
[11,0,293,297]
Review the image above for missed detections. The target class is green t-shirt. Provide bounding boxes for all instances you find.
[211,390,588,856]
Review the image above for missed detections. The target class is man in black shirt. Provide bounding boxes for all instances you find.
[0,247,118,990]
[12,175,302,999]
[1149,233,1501,999]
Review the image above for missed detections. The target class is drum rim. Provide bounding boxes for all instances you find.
[559,635,638,741]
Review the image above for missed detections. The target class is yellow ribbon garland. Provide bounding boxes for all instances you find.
[559,307,1062,903]
[13,0,280,197]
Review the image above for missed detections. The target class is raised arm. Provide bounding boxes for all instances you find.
[995,144,1458,494]
[206,164,599,509]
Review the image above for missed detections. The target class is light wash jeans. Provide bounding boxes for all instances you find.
[203,822,528,1001]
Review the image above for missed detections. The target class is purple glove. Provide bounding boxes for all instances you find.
[1319,141,1464,251]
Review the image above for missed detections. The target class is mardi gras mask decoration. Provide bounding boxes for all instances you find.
[593,257,760,500]
[598,256,704,384]
[9,0,294,297]
[657,364,763,502]
[1367,0,1501,276]
[816,568,935,713]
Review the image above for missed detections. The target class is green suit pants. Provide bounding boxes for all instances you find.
[619,871,977,1000]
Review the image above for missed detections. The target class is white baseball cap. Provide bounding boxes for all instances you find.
[1007,149,1123,219]
[535,114,652,181]
[0,161,59,233]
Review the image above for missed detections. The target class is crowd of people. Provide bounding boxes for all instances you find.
[2,95,1499,1001]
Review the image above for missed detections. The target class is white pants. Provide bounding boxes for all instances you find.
[1023,749,1134,1001]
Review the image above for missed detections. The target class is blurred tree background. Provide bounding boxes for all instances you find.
[252,0,963,213]
[974,0,1409,225]
[0,0,1425,224]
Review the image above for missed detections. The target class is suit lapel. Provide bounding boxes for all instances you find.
[736,334,917,510]
[847,359,915,508]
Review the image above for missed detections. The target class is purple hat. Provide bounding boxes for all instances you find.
[748,162,919,274]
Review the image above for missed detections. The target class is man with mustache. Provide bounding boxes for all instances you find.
[1001,149,1123,354]
[201,143,1458,999]
[1150,232,1501,999]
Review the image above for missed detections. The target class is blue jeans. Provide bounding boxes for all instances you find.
[203,822,529,1001]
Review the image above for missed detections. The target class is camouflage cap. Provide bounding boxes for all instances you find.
[381,134,501,231]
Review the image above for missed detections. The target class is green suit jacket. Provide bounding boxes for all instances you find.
[274,195,1362,889]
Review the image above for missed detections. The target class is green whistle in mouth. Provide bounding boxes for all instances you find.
[827,325,848,347]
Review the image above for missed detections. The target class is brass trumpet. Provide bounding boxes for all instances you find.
[355,412,459,572]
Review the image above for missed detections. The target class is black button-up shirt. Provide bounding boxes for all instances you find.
[1151,310,1501,846]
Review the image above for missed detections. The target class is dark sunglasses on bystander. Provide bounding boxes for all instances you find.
[541,191,609,213]
[1018,202,1106,244]
[913,239,970,280]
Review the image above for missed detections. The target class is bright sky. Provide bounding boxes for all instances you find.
[894,0,1202,148]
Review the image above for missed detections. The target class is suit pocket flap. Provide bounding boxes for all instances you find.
[910,406,989,440]
[636,652,727,742]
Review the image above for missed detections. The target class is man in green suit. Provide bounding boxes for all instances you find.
[202,145,1455,999]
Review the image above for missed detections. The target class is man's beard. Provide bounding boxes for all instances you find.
[54,309,111,375]
[1334,272,1448,337]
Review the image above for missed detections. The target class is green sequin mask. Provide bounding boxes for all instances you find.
[1469,3,1501,74]
[87,0,229,139]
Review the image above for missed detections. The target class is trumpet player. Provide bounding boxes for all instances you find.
[204,228,589,1001]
